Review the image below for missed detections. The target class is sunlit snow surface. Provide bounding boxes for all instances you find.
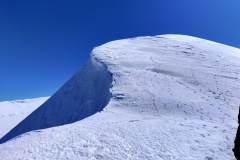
[0,35,240,159]
[0,97,48,138]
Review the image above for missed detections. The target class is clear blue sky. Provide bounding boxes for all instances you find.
[0,1,240,101]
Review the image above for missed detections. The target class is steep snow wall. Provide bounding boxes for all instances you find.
[0,57,112,143]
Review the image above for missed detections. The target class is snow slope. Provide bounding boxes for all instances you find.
[0,35,240,159]
[0,97,48,138]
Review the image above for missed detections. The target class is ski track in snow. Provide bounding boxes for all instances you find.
[0,35,240,160]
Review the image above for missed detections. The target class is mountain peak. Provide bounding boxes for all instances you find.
[1,35,239,159]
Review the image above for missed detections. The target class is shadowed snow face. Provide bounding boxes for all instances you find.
[0,57,112,144]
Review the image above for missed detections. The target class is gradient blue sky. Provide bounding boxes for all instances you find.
[0,1,240,101]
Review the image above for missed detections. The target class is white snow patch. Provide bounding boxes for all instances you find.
[0,97,48,138]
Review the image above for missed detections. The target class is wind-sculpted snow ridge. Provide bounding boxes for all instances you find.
[0,57,112,144]
[0,35,240,159]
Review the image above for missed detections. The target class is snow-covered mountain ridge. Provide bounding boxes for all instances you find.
[93,35,239,119]
[0,35,239,159]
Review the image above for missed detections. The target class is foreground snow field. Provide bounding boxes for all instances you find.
[0,97,48,138]
[0,35,240,159]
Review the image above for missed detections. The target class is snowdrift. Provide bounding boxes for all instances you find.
[0,35,239,159]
